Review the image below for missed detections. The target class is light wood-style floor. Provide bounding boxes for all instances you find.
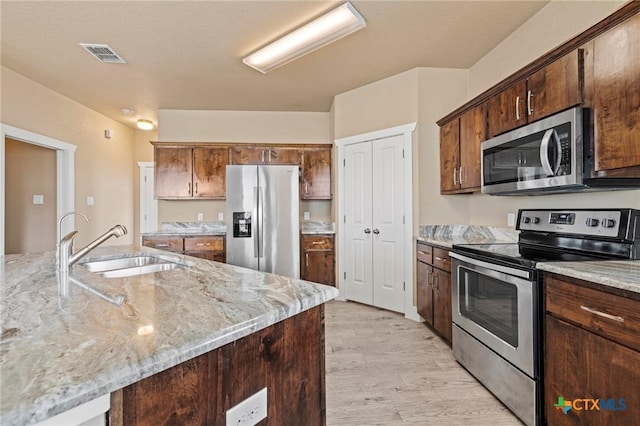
[324,300,523,425]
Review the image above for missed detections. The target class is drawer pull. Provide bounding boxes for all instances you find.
[311,241,324,245]
[417,251,428,255]
[156,244,170,247]
[580,305,624,323]
[435,256,448,262]
[196,243,211,246]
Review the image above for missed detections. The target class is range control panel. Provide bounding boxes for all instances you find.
[518,209,624,238]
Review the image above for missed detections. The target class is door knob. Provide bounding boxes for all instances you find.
[364,228,371,234]
[373,229,380,234]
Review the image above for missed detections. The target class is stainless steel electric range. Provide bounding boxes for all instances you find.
[449,208,640,426]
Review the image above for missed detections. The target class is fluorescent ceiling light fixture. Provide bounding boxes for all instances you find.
[243,2,365,73]
[136,119,154,130]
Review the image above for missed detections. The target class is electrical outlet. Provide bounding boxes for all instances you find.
[507,213,516,227]
[218,212,224,221]
[226,387,267,426]
[303,211,310,221]
[86,196,95,206]
[32,194,44,205]
[197,213,204,222]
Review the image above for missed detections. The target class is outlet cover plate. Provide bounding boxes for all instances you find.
[226,387,267,426]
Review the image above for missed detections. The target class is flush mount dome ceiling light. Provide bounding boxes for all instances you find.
[243,2,365,74]
[136,119,154,130]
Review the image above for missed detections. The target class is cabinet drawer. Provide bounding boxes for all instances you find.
[546,276,640,352]
[302,235,334,250]
[184,236,224,252]
[142,237,183,252]
[416,243,433,264]
[432,248,451,272]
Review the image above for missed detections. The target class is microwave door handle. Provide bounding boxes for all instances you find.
[539,129,557,176]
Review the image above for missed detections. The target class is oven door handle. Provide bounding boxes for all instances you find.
[449,252,532,280]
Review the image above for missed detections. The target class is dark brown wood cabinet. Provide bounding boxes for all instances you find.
[589,12,640,176]
[153,144,228,199]
[143,235,226,263]
[440,104,486,194]
[230,146,301,165]
[111,305,326,426]
[301,235,335,286]
[302,148,332,199]
[487,50,582,138]
[416,241,452,344]
[544,274,640,425]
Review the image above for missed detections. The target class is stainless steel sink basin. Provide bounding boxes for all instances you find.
[80,255,183,278]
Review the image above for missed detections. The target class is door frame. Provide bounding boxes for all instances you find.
[335,122,418,321]
[0,124,76,255]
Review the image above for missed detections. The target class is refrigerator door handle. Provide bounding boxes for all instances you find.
[258,185,265,259]
[254,186,260,258]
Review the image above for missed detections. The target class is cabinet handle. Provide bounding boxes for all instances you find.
[261,150,265,163]
[527,90,534,116]
[269,150,272,162]
[311,241,323,245]
[435,256,448,263]
[515,96,521,121]
[580,305,624,323]
[196,243,211,246]
[459,167,464,185]
[188,182,192,195]
[417,250,428,255]
[305,181,309,194]
[156,243,170,248]
[195,182,198,194]
[453,168,458,185]
[305,253,309,268]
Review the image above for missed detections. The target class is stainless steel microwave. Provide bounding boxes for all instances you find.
[481,107,585,195]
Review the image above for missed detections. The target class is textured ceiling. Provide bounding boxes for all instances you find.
[1,1,549,128]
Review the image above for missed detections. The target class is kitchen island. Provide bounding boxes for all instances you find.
[0,245,338,425]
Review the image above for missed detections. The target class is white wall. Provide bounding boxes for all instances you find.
[465,0,640,226]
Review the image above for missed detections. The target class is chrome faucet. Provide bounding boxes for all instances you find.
[58,223,128,271]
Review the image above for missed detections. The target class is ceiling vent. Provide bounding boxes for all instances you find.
[79,43,126,63]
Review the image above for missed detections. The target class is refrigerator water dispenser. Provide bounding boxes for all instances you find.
[233,212,252,238]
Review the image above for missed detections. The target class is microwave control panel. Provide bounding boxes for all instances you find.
[518,209,622,238]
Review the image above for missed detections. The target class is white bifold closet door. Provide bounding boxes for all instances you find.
[343,134,405,313]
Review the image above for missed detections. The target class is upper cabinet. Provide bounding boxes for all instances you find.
[487,50,582,138]
[153,143,333,200]
[440,104,486,194]
[589,12,640,176]
[154,144,228,199]
[302,148,332,199]
[230,146,301,165]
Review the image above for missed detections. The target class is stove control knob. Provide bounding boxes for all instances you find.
[602,218,616,228]
[522,217,531,224]
[586,218,599,227]
[533,217,541,224]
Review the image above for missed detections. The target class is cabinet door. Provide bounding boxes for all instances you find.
[416,261,433,325]
[528,49,582,123]
[433,268,452,343]
[229,147,267,164]
[267,147,302,165]
[458,104,486,190]
[155,147,193,198]
[302,148,332,199]
[487,80,527,137]
[439,118,460,193]
[545,316,640,425]
[592,13,640,173]
[192,147,228,198]
[303,250,335,286]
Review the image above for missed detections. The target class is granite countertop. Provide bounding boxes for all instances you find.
[141,221,336,237]
[300,221,335,235]
[0,245,338,425]
[415,225,519,248]
[537,261,640,294]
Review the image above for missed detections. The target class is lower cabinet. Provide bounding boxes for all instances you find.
[544,274,640,425]
[110,306,325,426]
[416,241,452,344]
[142,235,226,262]
[301,235,335,286]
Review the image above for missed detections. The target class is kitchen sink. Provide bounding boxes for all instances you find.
[80,255,184,278]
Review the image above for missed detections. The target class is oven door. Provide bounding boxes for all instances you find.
[450,252,537,378]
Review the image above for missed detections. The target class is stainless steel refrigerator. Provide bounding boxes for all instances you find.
[225,165,300,278]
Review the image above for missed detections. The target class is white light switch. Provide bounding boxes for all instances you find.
[303,211,310,221]
[197,213,204,222]
[86,196,95,206]
[33,194,44,205]
[218,212,224,221]
[507,213,516,227]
